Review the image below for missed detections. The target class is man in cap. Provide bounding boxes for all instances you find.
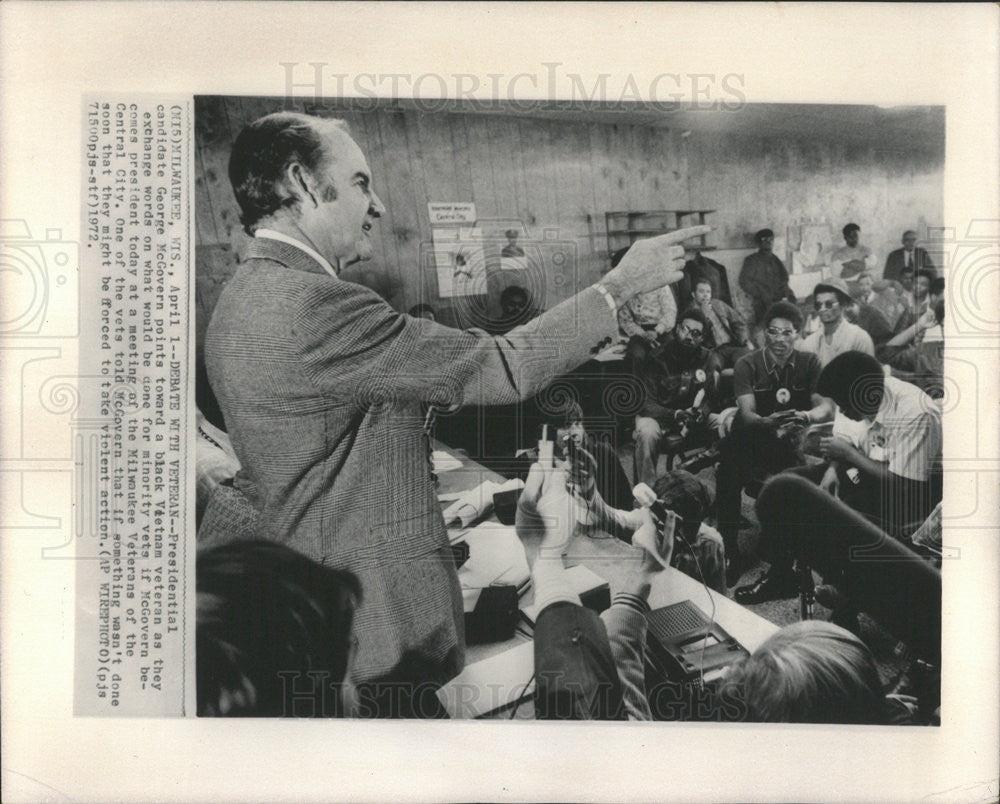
[739,228,795,328]
[798,277,875,367]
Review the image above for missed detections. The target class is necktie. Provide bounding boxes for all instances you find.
[906,251,912,268]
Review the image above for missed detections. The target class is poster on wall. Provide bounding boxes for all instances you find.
[431,224,487,298]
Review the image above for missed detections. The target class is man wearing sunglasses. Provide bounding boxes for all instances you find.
[798,277,875,368]
[630,309,719,487]
[716,301,835,591]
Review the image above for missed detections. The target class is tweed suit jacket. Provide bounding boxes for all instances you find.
[883,247,936,283]
[205,237,619,685]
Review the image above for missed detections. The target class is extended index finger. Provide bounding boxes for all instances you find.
[647,224,712,246]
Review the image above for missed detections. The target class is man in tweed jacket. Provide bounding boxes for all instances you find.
[205,111,706,692]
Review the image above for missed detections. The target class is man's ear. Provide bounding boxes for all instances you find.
[285,161,318,208]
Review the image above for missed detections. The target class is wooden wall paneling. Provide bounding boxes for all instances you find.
[566,119,603,283]
[463,115,500,220]
[543,119,584,308]
[514,117,560,321]
[194,146,221,247]
[397,109,436,312]
[349,111,397,294]
[586,121,617,271]
[368,110,423,309]
[413,110,463,312]
[553,119,599,295]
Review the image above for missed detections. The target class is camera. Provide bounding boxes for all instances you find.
[1,219,78,337]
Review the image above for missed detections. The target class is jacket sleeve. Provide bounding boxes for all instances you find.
[601,596,652,720]
[293,279,618,407]
[722,301,749,343]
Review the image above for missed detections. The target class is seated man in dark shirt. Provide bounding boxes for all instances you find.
[715,301,834,587]
[629,308,720,487]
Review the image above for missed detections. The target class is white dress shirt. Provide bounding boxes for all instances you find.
[255,228,338,278]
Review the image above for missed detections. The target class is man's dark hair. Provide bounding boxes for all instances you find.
[229,112,348,236]
[899,265,915,277]
[754,228,774,243]
[929,277,945,297]
[916,268,936,284]
[693,276,714,292]
[843,223,861,237]
[816,351,885,419]
[678,306,709,332]
[197,539,361,717]
[653,469,713,539]
[763,300,803,331]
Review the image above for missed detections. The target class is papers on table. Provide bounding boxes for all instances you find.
[436,639,535,719]
[441,477,524,528]
[518,564,610,626]
[431,450,464,474]
[456,521,530,612]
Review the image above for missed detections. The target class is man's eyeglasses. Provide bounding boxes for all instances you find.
[765,327,797,339]
[814,299,840,310]
[678,324,704,340]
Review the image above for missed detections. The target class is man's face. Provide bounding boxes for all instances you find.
[902,232,917,250]
[758,234,774,253]
[558,420,586,448]
[900,271,914,292]
[694,283,712,305]
[310,128,385,266]
[844,229,859,248]
[814,291,843,325]
[676,317,705,349]
[764,316,797,361]
[858,275,873,295]
[915,275,930,299]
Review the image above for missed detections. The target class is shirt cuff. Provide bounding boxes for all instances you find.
[612,592,651,616]
[592,283,618,317]
[533,557,582,612]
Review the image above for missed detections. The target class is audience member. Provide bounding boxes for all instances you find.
[735,350,942,603]
[677,250,734,307]
[629,309,719,487]
[689,277,753,369]
[721,621,906,724]
[516,461,663,719]
[816,351,942,538]
[798,278,875,366]
[830,223,878,280]
[868,279,909,332]
[739,228,795,327]
[197,540,361,717]
[716,301,834,587]
[879,296,945,399]
[893,268,938,335]
[648,470,727,594]
[501,228,526,258]
[852,271,876,305]
[884,230,936,283]
[612,245,678,341]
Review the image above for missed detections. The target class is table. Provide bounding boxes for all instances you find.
[432,440,779,718]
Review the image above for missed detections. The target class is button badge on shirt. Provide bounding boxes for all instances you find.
[695,369,706,384]
[775,387,791,405]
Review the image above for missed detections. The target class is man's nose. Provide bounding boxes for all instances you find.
[369,191,386,217]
